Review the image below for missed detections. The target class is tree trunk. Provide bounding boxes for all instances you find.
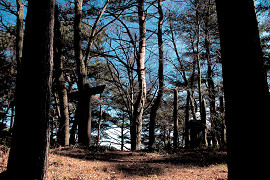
[131,0,147,151]
[74,0,89,146]
[86,94,92,146]
[215,0,270,178]
[121,114,125,151]
[4,0,55,179]
[204,1,217,147]
[184,90,190,148]
[219,94,226,149]
[189,95,197,121]
[97,95,103,146]
[201,98,207,147]
[54,3,70,146]
[173,89,179,150]
[149,0,164,151]
[16,0,23,70]
[194,3,207,147]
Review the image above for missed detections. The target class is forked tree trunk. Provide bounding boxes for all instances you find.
[149,0,164,151]
[204,1,217,147]
[5,0,55,179]
[74,0,90,146]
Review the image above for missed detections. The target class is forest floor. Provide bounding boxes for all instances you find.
[0,145,228,180]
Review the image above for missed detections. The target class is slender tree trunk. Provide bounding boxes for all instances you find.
[184,90,190,148]
[189,95,197,121]
[204,1,217,147]
[54,3,70,146]
[173,89,179,150]
[86,94,92,146]
[196,22,202,116]
[200,98,207,147]
[10,0,23,134]
[194,1,202,115]
[216,0,270,178]
[121,114,125,151]
[149,0,164,151]
[194,3,207,147]
[131,0,147,151]
[85,0,110,63]
[16,0,23,70]
[4,0,55,179]
[219,94,226,149]
[97,95,103,146]
[74,0,86,90]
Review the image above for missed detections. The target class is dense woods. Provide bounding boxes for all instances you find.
[0,0,269,179]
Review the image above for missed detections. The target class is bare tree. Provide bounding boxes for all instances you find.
[173,88,179,149]
[149,0,164,151]
[131,0,147,151]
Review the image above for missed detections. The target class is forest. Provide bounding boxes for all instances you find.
[0,0,269,179]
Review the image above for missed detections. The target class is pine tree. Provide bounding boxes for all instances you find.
[4,0,55,179]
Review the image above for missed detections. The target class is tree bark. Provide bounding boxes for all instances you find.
[204,1,217,147]
[74,0,89,146]
[54,3,70,146]
[200,98,207,147]
[219,94,226,149]
[215,0,270,178]
[184,90,190,148]
[173,89,179,150]
[149,0,164,151]
[97,95,103,146]
[16,0,23,70]
[131,0,147,151]
[121,114,125,151]
[5,0,55,179]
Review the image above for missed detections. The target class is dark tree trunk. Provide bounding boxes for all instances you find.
[54,3,70,146]
[149,0,164,151]
[4,0,55,179]
[74,0,89,146]
[173,89,179,150]
[215,0,270,178]
[219,94,226,149]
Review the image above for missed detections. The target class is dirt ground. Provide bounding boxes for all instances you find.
[0,146,228,180]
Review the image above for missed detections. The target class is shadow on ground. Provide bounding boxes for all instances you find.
[50,146,227,178]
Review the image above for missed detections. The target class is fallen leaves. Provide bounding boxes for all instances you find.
[47,147,227,180]
[0,146,227,179]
